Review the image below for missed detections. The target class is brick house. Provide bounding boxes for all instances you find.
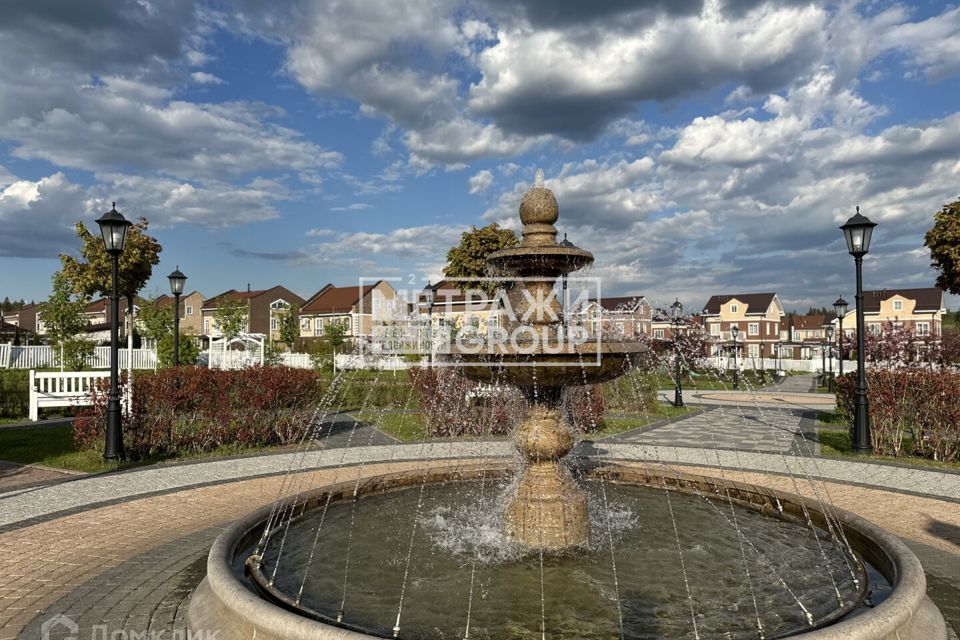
[299,280,399,341]
[780,313,836,359]
[154,291,206,335]
[201,286,305,339]
[701,292,785,359]
[576,296,652,338]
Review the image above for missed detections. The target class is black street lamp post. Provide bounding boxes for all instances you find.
[826,325,835,392]
[420,282,435,366]
[168,267,187,366]
[96,203,132,462]
[833,297,848,378]
[731,324,740,389]
[840,206,877,454]
[671,299,684,407]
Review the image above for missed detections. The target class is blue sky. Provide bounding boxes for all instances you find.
[0,0,958,313]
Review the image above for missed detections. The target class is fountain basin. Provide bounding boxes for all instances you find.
[187,462,947,640]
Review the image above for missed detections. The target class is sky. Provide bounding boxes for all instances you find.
[0,0,958,313]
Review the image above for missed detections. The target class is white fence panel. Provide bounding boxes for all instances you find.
[335,354,408,371]
[0,343,9,368]
[8,346,57,369]
[279,353,313,369]
[1,345,156,370]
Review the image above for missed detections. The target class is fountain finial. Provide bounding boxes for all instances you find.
[519,169,558,245]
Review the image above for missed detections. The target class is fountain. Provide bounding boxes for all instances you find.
[186,175,948,640]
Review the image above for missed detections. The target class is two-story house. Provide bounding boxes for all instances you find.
[299,280,399,341]
[576,296,652,338]
[780,313,836,359]
[415,280,501,337]
[834,287,946,338]
[154,291,206,336]
[201,286,305,339]
[701,292,785,359]
[2,302,44,340]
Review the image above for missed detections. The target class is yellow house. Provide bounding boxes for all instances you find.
[416,280,501,335]
[836,288,945,337]
[299,280,399,340]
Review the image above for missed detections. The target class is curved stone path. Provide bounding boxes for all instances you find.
[1,422,958,639]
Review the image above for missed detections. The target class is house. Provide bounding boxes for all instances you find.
[780,313,836,359]
[576,296,652,338]
[701,292,785,358]
[201,286,305,339]
[299,280,399,340]
[2,302,44,339]
[415,280,501,337]
[154,291,205,335]
[649,308,702,341]
[833,288,946,338]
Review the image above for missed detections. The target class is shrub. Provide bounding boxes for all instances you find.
[0,369,29,419]
[835,369,960,461]
[408,367,607,438]
[74,366,321,459]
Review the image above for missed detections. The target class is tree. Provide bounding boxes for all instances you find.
[277,304,300,351]
[156,330,201,367]
[41,271,93,370]
[214,298,248,341]
[136,297,173,344]
[443,223,518,295]
[60,218,162,313]
[924,198,960,295]
[326,319,348,350]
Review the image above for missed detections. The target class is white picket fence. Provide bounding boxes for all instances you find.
[708,356,858,374]
[279,353,313,369]
[0,344,157,370]
[335,353,408,371]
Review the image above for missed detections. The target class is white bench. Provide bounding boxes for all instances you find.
[29,370,111,421]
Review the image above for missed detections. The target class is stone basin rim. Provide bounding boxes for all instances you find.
[187,460,948,640]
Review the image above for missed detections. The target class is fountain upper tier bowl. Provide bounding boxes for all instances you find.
[452,339,649,387]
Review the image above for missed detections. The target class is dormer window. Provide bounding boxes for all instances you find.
[731,304,738,313]
[893,300,903,311]
[270,299,290,310]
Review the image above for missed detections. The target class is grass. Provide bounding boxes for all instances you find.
[0,424,302,474]
[816,412,960,471]
[594,403,695,438]
[651,370,779,391]
[353,412,427,442]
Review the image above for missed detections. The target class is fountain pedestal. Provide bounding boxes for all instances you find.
[506,402,589,550]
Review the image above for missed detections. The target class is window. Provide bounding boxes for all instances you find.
[270,299,289,310]
[615,322,625,334]
[185,305,193,316]
[731,304,738,313]
[271,318,278,331]
[653,329,664,339]
[916,322,929,336]
[204,318,211,334]
[710,323,720,336]
[748,322,759,335]
[316,318,324,336]
[868,322,881,335]
[893,300,903,311]
[748,343,759,357]
[300,317,311,331]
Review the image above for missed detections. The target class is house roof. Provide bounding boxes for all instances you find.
[702,293,777,315]
[0,319,20,333]
[84,298,110,314]
[155,291,202,308]
[860,288,944,313]
[590,296,648,312]
[792,314,829,330]
[302,281,381,314]
[418,280,495,305]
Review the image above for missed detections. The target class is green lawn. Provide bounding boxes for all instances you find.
[352,412,427,441]
[651,370,778,391]
[594,404,695,438]
[0,425,302,474]
[816,412,960,471]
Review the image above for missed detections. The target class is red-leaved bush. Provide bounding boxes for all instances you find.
[74,366,321,459]
[408,367,606,437]
[836,369,960,461]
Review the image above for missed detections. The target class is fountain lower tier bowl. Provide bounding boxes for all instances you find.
[486,244,594,277]
[187,463,948,640]
[452,339,649,387]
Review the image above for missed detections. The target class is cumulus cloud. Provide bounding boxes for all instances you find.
[0,172,86,258]
[468,169,494,194]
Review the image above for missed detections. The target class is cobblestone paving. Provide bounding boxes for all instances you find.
[610,405,818,454]
[0,463,78,494]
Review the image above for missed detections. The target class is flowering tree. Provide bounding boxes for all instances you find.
[674,320,710,372]
[861,321,917,368]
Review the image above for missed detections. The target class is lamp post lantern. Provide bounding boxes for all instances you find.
[168,267,187,366]
[420,282,435,366]
[731,324,740,389]
[833,296,848,378]
[825,324,835,392]
[96,202,132,462]
[840,206,877,454]
[671,299,684,407]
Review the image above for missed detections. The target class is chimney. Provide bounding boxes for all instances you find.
[247,283,251,292]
